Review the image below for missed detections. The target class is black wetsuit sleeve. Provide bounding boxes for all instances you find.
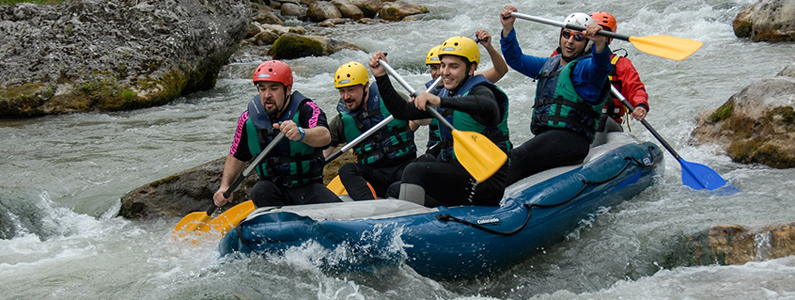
[439,85,501,127]
[375,74,433,120]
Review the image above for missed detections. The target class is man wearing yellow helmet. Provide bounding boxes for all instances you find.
[368,35,511,207]
[324,61,418,200]
[214,60,339,208]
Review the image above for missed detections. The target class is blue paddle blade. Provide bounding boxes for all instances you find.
[679,158,728,190]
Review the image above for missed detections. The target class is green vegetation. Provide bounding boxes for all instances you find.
[0,0,69,5]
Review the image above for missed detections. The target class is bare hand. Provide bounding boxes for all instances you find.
[414,92,440,111]
[368,51,387,77]
[273,121,303,141]
[631,106,647,121]
[475,29,491,44]
[213,189,232,207]
[500,5,517,37]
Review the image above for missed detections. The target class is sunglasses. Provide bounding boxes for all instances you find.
[561,30,585,42]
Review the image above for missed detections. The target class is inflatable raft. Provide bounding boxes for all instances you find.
[218,132,663,280]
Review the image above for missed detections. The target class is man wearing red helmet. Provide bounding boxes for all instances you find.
[213,60,340,208]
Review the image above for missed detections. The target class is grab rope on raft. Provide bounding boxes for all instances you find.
[435,146,658,236]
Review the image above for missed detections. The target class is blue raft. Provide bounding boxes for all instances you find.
[219,132,664,280]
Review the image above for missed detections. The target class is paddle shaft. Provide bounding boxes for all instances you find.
[610,86,682,161]
[223,133,285,200]
[378,59,454,128]
[510,12,630,42]
[326,76,443,162]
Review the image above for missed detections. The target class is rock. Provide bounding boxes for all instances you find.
[692,64,795,168]
[733,0,795,42]
[280,2,307,18]
[349,0,383,18]
[119,157,257,220]
[119,150,356,220]
[253,6,285,25]
[0,0,249,118]
[306,1,342,22]
[332,0,365,20]
[681,223,795,266]
[377,0,428,21]
[269,32,362,59]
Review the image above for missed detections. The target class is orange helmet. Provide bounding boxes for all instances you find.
[590,11,617,42]
[253,60,293,87]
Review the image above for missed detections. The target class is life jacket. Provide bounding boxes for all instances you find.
[603,54,628,122]
[336,84,416,165]
[436,74,511,162]
[424,79,447,149]
[244,91,324,187]
[532,54,609,142]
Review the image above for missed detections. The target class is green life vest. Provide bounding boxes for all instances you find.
[245,91,324,187]
[337,84,416,166]
[532,54,609,142]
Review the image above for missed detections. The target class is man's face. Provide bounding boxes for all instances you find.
[439,56,474,91]
[338,84,367,111]
[257,81,289,116]
[428,64,441,81]
[559,29,588,62]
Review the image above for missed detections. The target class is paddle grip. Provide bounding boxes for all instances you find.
[510,12,630,42]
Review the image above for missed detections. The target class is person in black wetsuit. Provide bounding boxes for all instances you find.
[368,36,512,207]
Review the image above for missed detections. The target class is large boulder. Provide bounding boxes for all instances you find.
[668,222,795,267]
[331,0,364,20]
[692,64,795,168]
[377,0,428,21]
[269,32,362,59]
[306,1,342,22]
[733,0,795,42]
[120,151,357,220]
[0,0,250,118]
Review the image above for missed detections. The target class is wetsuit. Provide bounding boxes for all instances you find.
[230,91,339,207]
[376,73,510,207]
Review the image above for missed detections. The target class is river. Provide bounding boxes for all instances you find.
[2,0,795,298]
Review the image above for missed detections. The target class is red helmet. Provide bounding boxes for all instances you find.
[590,11,617,33]
[253,60,293,87]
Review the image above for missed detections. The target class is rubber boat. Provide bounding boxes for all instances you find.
[218,131,664,280]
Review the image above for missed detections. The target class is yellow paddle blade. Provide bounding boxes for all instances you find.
[173,211,211,232]
[327,175,348,195]
[628,35,703,61]
[452,130,508,182]
[207,200,257,235]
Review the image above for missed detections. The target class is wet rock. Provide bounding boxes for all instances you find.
[377,0,428,21]
[692,64,795,168]
[0,0,250,118]
[269,32,362,59]
[119,157,257,220]
[306,1,342,22]
[675,223,795,266]
[253,5,285,25]
[332,0,365,20]
[349,0,383,18]
[280,2,307,18]
[119,151,356,220]
[733,0,795,42]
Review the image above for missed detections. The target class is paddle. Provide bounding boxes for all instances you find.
[173,133,285,234]
[324,77,444,194]
[610,86,730,190]
[378,59,507,182]
[507,12,703,61]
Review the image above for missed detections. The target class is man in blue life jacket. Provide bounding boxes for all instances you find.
[369,36,512,207]
[214,60,340,208]
[324,61,418,200]
[500,7,611,185]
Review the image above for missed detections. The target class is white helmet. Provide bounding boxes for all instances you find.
[563,12,595,28]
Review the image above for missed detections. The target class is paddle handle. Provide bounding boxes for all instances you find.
[510,12,631,42]
[325,115,395,163]
[222,133,285,199]
[610,86,682,161]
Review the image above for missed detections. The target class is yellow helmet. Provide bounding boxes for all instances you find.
[425,45,441,65]
[439,36,479,65]
[334,61,369,88]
